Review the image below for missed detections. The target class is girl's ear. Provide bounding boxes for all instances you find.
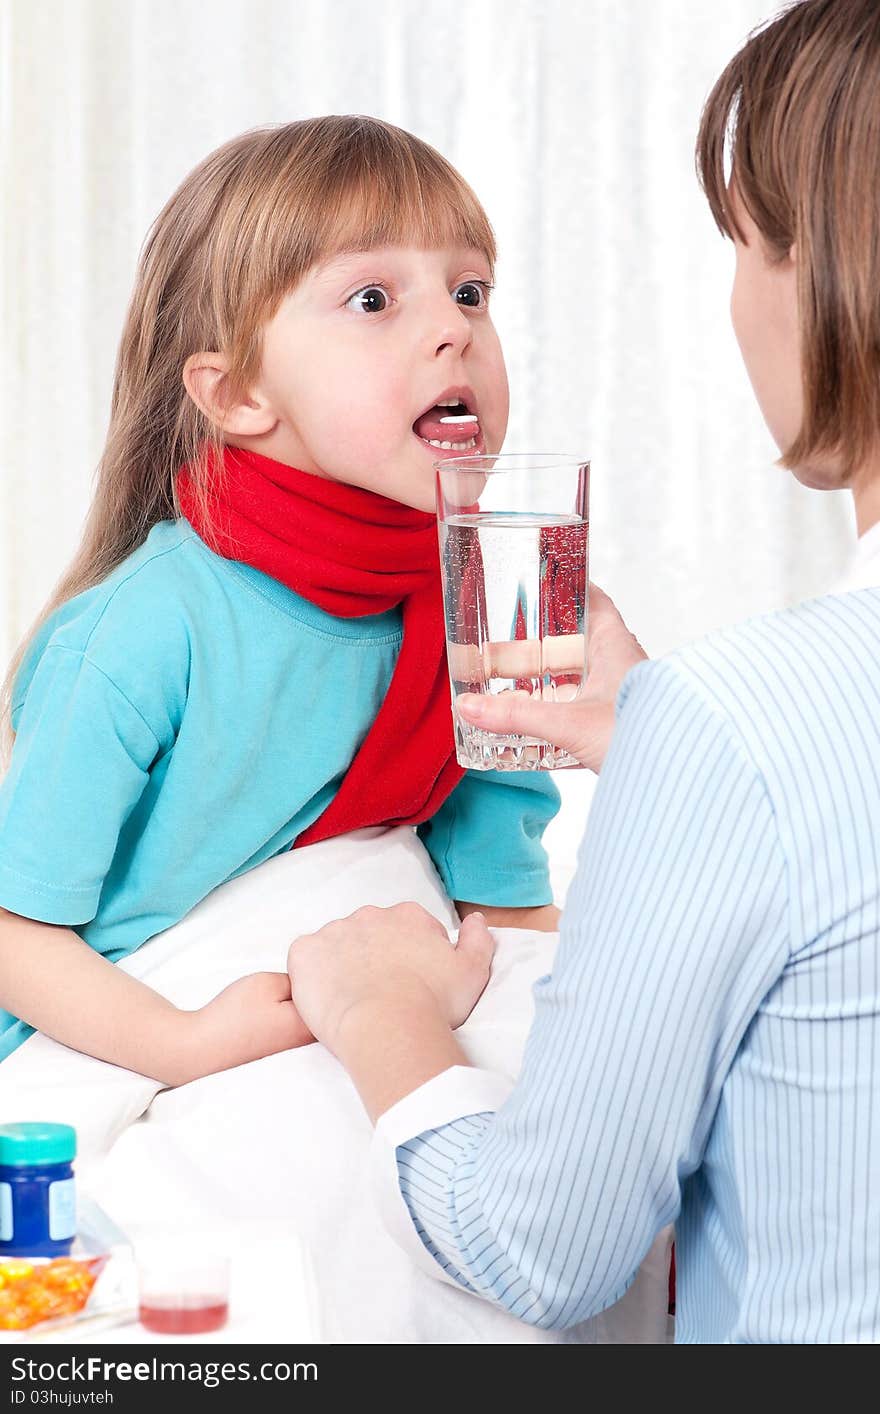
[183,353,276,436]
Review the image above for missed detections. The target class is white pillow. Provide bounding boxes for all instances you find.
[0,826,461,1153]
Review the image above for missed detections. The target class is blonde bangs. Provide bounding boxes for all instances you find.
[210,118,496,379]
[289,128,497,272]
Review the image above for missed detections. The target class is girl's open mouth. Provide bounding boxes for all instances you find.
[412,390,484,458]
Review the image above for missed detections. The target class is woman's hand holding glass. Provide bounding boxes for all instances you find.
[456,583,647,773]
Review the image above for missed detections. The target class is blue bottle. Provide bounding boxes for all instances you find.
[0,1123,77,1258]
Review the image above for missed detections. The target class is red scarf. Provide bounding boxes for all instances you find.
[176,445,465,847]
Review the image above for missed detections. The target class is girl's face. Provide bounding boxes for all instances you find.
[248,244,509,512]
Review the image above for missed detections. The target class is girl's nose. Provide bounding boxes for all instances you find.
[428,302,473,359]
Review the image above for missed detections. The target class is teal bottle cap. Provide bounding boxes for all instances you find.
[0,1122,76,1166]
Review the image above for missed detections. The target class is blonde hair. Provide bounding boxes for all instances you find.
[1,116,496,759]
[696,0,880,474]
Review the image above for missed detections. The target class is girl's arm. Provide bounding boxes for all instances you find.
[0,908,311,1084]
[456,901,561,931]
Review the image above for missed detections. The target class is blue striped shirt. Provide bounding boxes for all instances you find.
[383,575,880,1343]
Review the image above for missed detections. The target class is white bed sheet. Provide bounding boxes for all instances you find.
[0,827,671,1344]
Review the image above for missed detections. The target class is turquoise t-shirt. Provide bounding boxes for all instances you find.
[0,519,559,1059]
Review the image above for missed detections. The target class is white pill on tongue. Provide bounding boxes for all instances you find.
[439,414,478,424]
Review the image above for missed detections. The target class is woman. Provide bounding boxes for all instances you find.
[287,0,880,1343]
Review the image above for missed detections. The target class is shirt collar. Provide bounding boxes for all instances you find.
[831,518,880,593]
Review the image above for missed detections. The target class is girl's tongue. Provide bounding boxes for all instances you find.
[413,406,480,445]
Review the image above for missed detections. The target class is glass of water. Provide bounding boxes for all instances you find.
[435,452,590,771]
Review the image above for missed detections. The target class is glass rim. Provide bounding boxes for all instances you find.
[433,451,589,474]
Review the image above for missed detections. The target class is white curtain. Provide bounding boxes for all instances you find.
[0,0,853,899]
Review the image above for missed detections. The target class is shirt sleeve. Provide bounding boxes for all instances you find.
[417,768,560,907]
[373,657,791,1326]
[0,646,159,925]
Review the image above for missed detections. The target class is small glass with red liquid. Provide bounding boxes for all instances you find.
[137,1247,230,1336]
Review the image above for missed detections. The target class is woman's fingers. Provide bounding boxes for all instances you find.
[456,910,495,974]
[486,634,585,679]
[445,584,640,689]
[449,912,496,1025]
[450,581,645,773]
[446,634,584,682]
[456,691,614,771]
[588,580,618,617]
[587,581,648,664]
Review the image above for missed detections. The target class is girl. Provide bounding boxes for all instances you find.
[286,0,880,1343]
[0,117,560,1083]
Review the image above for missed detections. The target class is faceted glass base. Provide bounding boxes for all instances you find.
[454,718,585,772]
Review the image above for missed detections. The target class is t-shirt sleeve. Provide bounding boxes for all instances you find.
[417,768,560,907]
[0,646,159,925]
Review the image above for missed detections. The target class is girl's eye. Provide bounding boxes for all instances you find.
[346,286,389,314]
[454,281,491,309]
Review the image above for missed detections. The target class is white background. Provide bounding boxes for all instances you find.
[0,0,855,898]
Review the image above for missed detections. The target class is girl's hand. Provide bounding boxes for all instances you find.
[186,971,313,1083]
[457,582,647,774]
[287,904,495,1056]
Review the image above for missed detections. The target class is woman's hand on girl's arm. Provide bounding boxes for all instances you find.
[457,583,647,774]
[288,904,495,1121]
[0,908,310,1085]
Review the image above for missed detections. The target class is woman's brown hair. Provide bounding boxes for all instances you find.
[697,0,880,475]
[0,116,495,760]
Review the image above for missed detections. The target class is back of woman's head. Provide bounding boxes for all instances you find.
[697,0,880,474]
[1,116,495,758]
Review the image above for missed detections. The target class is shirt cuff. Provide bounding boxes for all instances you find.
[446,870,554,909]
[0,860,100,926]
[370,1063,514,1285]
